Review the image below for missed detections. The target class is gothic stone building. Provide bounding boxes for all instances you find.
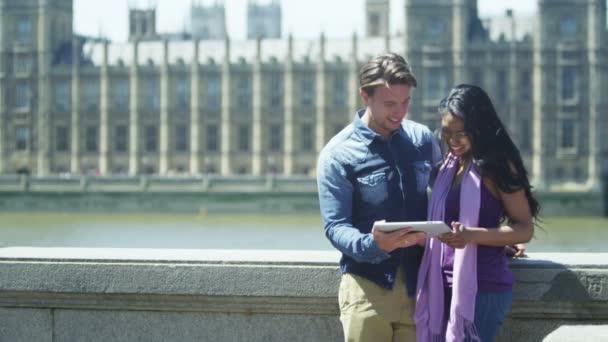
[0,0,606,192]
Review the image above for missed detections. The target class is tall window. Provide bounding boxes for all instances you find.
[145,125,157,152]
[301,124,313,151]
[425,68,447,101]
[425,19,444,41]
[301,74,314,107]
[114,79,129,112]
[130,17,136,36]
[206,124,218,152]
[368,13,380,36]
[520,118,531,151]
[175,77,189,112]
[520,70,531,102]
[54,80,70,112]
[16,17,32,45]
[115,125,128,152]
[560,17,577,41]
[472,70,484,88]
[144,78,159,112]
[238,124,250,152]
[560,66,578,102]
[56,126,69,152]
[14,55,32,74]
[559,118,576,150]
[333,73,345,107]
[496,70,508,102]
[269,124,281,152]
[84,81,99,113]
[207,74,220,111]
[15,81,30,109]
[15,126,29,151]
[85,126,98,152]
[237,75,250,107]
[175,125,188,152]
[269,73,282,108]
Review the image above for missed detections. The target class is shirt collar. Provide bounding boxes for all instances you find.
[353,109,403,146]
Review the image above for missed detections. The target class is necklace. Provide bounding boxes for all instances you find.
[456,163,465,175]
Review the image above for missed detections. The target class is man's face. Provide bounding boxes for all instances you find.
[360,83,412,138]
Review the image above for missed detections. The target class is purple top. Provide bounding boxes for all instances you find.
[441,181,514,292]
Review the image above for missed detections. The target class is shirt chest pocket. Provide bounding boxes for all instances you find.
[356,171,388,205]
[414,160,432,193]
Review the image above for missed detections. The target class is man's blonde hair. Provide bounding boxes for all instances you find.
[359,53,417,96]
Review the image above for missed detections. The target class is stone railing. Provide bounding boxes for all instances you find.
[0,248,606,341]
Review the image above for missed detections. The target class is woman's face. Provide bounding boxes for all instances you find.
[440,112,472,158]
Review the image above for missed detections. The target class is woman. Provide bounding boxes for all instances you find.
[415,84,540,342]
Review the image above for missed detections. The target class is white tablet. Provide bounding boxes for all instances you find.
[373,220,451,237]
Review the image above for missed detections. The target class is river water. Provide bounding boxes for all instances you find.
[2,213,607,252]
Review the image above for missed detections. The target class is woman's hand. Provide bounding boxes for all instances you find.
[506,243,526,258]
[438,221,472,249]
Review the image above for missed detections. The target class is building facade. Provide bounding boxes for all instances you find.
[0,0,606,192]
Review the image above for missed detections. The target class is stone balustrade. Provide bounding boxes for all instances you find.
[0,248,607,341]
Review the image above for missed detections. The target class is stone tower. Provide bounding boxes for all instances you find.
[0,0,73,175]
[533,0,607,190]
[128,6,158,42]
[191,0,227,40]
[365,0,389,37]
[247,0,281,39]
[403,0,483,125]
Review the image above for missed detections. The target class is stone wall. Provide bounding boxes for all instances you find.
[0,175,604,216]
[0,248,606,341]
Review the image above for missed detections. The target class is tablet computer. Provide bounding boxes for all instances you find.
[373,220,451,237]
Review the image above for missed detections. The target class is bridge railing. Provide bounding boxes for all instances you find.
[0,248,606,342]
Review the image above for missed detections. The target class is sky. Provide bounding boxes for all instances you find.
[74,0,537,43]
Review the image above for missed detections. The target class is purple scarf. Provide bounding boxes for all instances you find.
[414,154,481,342]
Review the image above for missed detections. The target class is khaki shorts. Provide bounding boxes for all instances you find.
[338,268,416,342]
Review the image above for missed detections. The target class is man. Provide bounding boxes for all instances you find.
[316,53,441,341]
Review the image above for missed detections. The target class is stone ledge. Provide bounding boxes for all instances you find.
[0,247,340,265]
[0,262,340,297]
[543,325,608,341]
[1,248,607,342]
[510,253,608,269]
[1,248,607,303]
[2,248,605,267]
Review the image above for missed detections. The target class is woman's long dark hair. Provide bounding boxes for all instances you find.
[438,84,541,222]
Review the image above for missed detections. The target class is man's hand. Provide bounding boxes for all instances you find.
[372,224,426,253]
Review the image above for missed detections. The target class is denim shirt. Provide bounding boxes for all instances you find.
[317,110,441,296]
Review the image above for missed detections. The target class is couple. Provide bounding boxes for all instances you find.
[316,53,540,342]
